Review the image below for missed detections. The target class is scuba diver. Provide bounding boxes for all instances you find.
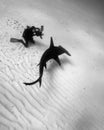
[22,25,44,47]
[10,25,44,47]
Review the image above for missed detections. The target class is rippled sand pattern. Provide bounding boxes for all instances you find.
[0,2,104,130]
[0,17,48,130]
[0,16,75,130]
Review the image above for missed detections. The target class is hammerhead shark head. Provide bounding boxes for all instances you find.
[24,37,71,87]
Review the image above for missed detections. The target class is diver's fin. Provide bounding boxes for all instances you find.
[54,56,61,66]
[50,37,54,48]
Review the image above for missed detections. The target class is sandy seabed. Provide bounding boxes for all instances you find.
[0,0,104,130]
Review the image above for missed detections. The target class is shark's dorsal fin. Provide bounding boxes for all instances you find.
[50,37,54,48]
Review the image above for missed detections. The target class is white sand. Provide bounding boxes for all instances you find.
[0,0,104,130]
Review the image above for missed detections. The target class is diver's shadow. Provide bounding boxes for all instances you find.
[34,40,47,48]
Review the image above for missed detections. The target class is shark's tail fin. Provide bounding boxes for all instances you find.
[24,76,42,87]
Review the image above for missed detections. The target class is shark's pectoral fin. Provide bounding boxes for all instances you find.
[59,46,71,56]
[54,56,61,66]
[65,50,71,56]
[44,64,47,69]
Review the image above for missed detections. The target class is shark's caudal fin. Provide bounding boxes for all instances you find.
[50,37,54,48]
[24,77,42,87]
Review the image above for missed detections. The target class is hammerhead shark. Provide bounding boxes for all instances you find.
[24,37,71,87]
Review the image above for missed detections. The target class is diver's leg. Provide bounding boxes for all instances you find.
[22,37,28,47]
[30,37,35,44]
[25,39,28,47]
